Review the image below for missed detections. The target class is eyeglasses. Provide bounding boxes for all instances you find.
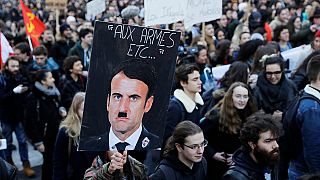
[184,139,208,150]
[265,71,282,76]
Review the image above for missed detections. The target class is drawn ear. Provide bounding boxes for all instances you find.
[144,95,154,113]
[106,94,110,111]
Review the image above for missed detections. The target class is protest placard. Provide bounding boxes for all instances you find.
[184,0,222,27]
[86,0,106,21]
[144,0,184,27]
[45,0,67,10]
[144,0,222,28]
[79,22,181,151]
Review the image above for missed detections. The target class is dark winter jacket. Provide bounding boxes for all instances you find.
[150,154,207,180]
[0,71,29,123]
[290,68,308,91]
[50,39,75,67]
[200,109,243,179]
[60,74,87,110]
[53,127,98,180]
[24,84,61,146]
[222,148,267,180]
[163,89,203,143]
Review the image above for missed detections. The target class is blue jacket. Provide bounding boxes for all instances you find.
[291,85,320,173]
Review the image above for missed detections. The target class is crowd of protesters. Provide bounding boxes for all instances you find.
[0,0,320,179]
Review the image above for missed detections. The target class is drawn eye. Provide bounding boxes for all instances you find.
[113,94,121,101]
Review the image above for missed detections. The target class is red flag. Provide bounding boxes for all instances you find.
[20,0,45,47]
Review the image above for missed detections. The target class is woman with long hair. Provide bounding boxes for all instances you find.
[200,82,257,179]
[200,61,250,117]
[53,92,97,180]
[201,82,257,179]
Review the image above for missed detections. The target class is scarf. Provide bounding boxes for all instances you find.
[256,73,292,113]
[35,81,60,96]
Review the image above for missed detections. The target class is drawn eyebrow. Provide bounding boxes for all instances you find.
[112,93,122,97]
[129,94,141,98]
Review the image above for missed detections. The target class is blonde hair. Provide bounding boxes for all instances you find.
[60,92,85,141]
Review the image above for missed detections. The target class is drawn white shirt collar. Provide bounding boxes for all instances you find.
[109,123,142,151]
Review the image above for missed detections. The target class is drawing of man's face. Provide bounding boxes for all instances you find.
[107,71,154,139]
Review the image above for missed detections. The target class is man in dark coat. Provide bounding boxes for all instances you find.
[222,112,282,180]
[50,23,75,67]
[0,57,35,177]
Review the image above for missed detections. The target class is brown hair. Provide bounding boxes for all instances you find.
[307,55,320,82]
[163,121,202,157]
[212,82,257,134]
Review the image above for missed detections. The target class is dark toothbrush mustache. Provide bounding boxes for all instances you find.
[118,112,127,118]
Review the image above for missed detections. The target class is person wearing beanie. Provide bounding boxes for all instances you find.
[50,23,75,68]
[121,5,141,25]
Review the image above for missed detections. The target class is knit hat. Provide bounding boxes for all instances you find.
[121,5,140,20]
[59,23,70,34]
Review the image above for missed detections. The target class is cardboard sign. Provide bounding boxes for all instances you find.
[79,22,181,151]
[86,0,106,21]
[45,0,68,10]
[144,0,222,27]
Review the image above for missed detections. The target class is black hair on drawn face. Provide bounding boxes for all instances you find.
[109,58,157,99]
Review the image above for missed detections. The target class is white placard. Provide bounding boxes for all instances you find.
[281,44,313,72]
[144,0,184,27]
[184,0,222,28]
[86,0,106,20]
[144,0,221,27]
[211,64,230,80]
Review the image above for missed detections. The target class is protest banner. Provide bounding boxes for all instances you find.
[45,0,68,10]
[79,22,181,151]
[86,0,106,21]
[144,0,222,28]
[281,45,313,73]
